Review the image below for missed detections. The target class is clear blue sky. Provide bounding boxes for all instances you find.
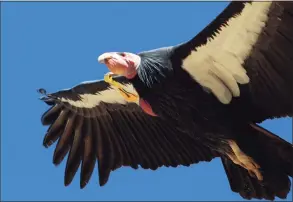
[1,2,292,201]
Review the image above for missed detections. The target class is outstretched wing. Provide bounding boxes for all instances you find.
[172,1,293,122]
[39,76,218,188]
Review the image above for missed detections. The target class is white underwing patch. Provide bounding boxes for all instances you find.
[182,1,272,104]
[61,84,139,108]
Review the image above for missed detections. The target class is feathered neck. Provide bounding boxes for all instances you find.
[135,47,174,88]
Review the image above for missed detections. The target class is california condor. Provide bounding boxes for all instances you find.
[39,1,293,200]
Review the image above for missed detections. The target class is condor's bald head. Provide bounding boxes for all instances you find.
[98,52,141,79]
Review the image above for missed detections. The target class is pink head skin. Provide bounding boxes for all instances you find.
[98,52,141,79]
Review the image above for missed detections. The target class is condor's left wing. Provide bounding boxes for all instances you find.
[172,1,293,123]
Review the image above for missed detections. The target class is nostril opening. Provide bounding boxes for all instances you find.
[117,52,126,57]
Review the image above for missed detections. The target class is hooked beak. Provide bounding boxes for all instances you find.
[97,53,113,64]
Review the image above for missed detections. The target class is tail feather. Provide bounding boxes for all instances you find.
[221,123,292,200]
[250,123,293,177]
[222,157,275,200]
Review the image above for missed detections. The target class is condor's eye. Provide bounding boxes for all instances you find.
[117,52,126,57]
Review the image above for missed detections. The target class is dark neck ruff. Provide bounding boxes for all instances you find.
[128,47,174,98]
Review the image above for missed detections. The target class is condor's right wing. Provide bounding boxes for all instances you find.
[39,75,218,188]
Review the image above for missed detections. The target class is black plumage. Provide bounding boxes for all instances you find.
[39,1,293,200]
